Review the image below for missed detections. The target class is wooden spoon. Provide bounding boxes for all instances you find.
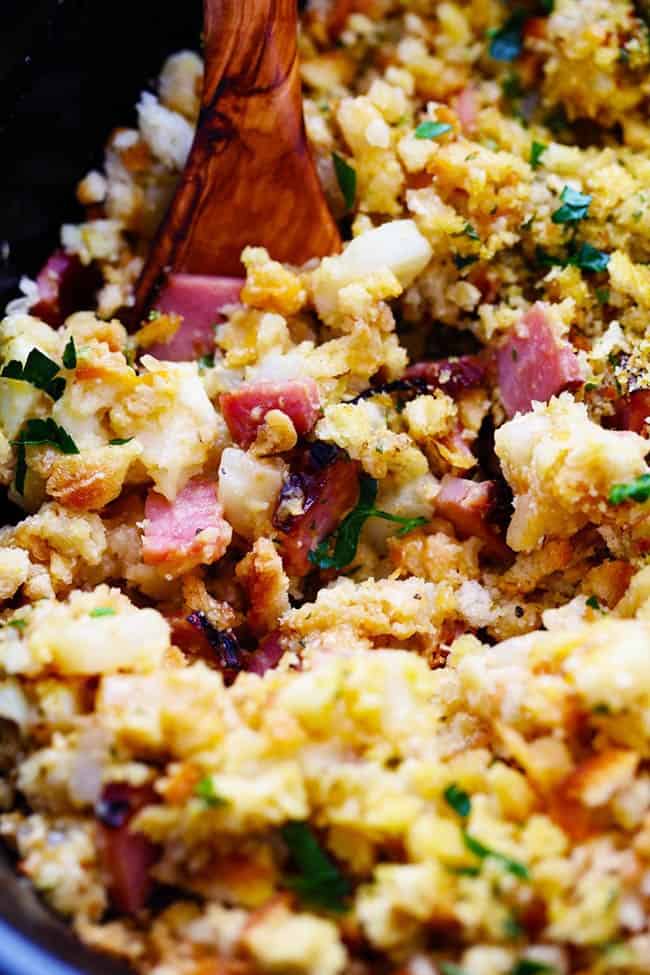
[133,0,341,321]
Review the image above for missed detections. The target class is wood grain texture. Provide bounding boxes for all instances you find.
[133,0,340,320]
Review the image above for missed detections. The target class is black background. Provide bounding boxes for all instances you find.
[0,0,201,309]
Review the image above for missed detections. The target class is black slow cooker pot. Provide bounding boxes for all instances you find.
[0,2,199,971]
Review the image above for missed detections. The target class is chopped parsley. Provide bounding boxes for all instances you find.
[332,152,357,210]
[570,242,610,272]
[530,141,546,169]
[463,832,530,879]
[195,776,228,808]
[108,437,134,446]
[488,10,527,61]
[440,964,470,975]
[89,607,116,618]
[414,121,453,140]
[586,595,602,611]
[595,286,610,304]
[6,619,26,631]
[552,185,591,224]
[454,254,479,269]
[536,242,610,273]
[62,336,77,370]
[510,962,556,975]
[11,418,79,495]
[608,473,650,506]
[281,821,351,913]
[503,913,523,939]
[451,865,481,877]
[198,353,215,369]
[12,418,79,453]
[444,783,471,818]
[308,474,427,571]
[463,222,480,241]
[488,1,553,61]
[2,347,66,401]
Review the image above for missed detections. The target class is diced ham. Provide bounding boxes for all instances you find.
[274,447,360,576]
[221,379,321,449]
[453,85,477,136]
[614,389,650,436]
[143,477,232,576]
[497,303,584,418]
[435,474,511,559]
[245,630,287,676]
[30,249,102,326]
[405,355,486,397]
[147,273,243,361]
[95,783,158,915]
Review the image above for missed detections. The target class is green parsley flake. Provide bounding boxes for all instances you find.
[552,185,591,224]
[195,776,228,808]
[586,595,602,611]
[529,141,546,169]
[2,347,66,401]
[510,961,556,975]
[11,418,79,495]
[608,473,650,506]
[463,222,480,241]
[454,254,479,270]
[444,783,471,818]
[440,964,470,975]
[570,242,610,272]
[89,607,116,618]
[595,286,610,305]
[536,242,609,273]
[62,336,77,370]
[7,619,27,631]
[451,865,481,877]
[463,831,530,879]
[281,821,351,913]
[414,121,452,140]
[108,437,134,446]
[308,474,427,571]
[503,913,523,939]
[332,152,357,210]
[489,11,527,61]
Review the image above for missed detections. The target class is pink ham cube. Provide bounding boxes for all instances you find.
[435,474,511,560]
[497,303,583,418]
[147,273,243,361]
[143,477,232,576]
[220,379,321,449]
[30,249,102,326]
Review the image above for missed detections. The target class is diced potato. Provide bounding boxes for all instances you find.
[312,220,432,323]
[217,447,285,541]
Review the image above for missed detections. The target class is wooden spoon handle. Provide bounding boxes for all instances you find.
[133,0,340,319]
